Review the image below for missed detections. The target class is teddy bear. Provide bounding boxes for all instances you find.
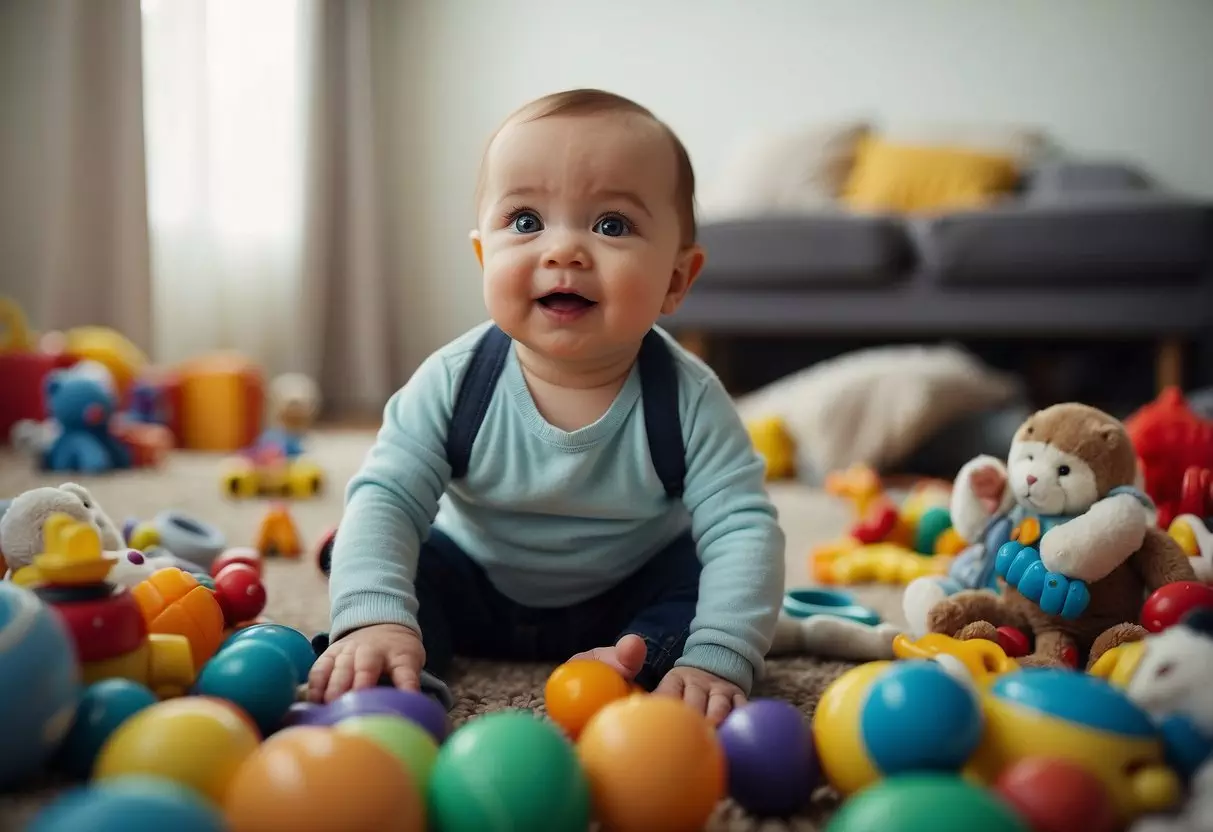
[913,402,1197,669]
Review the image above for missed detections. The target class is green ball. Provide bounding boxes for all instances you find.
[190,572,216,590]
[914,507,954,555]
[826,774,1028,832]
[427,710,589,832]
[334,715,439,793]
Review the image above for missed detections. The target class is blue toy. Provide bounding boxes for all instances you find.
[56,679,158,779]
[0,582,82,788]
[27,777,226,832]
[995,540,1091,618]
[221,623,317,685]
[40,369,131,473]
[192,638,298,735]
[783,588,882,627]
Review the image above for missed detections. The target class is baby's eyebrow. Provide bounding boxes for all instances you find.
[497,186,652,217]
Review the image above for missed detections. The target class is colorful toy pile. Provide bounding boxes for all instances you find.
[811,465,965,585]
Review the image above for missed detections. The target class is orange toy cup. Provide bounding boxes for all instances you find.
[577,694,725,832]
[224,725,425,832]
[132,568,226,669]
[544,659,632,740]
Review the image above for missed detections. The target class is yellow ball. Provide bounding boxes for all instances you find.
[811,660,889,796]
[93,696,260,804]
[128,522,161,553]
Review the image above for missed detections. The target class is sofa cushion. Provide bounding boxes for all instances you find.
[922,199,1213,285]
[695,215,914,287]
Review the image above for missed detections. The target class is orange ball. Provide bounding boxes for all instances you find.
[224,726,425,832]
[544,659,632,739]
[577,694,725,831]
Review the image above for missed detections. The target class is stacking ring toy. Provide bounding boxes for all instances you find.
[783,588,881,627]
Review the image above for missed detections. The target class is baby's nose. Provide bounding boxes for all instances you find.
[1026,474,1038,485]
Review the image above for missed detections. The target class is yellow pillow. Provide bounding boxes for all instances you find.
[841,137,1020,213]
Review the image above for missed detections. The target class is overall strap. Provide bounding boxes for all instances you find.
[637,330,686,499]
[446,324,512,480]
[446,325,686,499]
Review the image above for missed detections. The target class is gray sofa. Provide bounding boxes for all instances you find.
[667,160,1213,391]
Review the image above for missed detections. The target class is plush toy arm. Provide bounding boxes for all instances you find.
[1130,527,1198,591]
[950,455,1014,543]
[1039,492,1150,583]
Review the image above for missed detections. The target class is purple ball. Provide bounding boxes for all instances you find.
[717,698,819,817]
[281,701,324,729]
[314,687,449,742]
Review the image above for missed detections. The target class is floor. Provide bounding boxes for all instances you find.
[0,429,908,830]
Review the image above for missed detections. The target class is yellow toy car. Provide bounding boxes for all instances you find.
[220,453,324,500]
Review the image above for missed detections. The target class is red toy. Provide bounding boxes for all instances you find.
[213,563,267,627]
[1140,581,1213,633]
[995,757,1119,832]
[995,626,1030,658]
[210,547,263,578]
[1124,387,1213,528]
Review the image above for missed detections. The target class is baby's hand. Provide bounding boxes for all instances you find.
[655,666,746,726]
[307,623,426,704]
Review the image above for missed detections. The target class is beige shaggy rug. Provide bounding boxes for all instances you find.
[0,430,907,831]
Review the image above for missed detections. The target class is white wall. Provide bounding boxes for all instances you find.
[383,0,1213,362]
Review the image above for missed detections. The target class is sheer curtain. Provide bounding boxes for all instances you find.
[140,0,311,376]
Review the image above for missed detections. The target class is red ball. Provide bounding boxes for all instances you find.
[211,547,262,578]
[995,626,1030,658]
[994,757,1117,832]
[213,563,267,626]
[1141,581,1213,633]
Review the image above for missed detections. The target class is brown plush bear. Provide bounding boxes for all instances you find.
[926,402,1197,669]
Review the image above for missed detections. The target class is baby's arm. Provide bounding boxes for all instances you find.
[327,352,457,642]
[676,376,786,695]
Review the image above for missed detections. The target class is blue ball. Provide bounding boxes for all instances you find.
[860,661,983,776]
[193,639,297,735]
[0,583,81,789]
[221,623,316,684]
[27,777,225,832]
[56,679,158,779]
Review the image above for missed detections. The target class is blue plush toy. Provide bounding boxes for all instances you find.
[40,368,131,474]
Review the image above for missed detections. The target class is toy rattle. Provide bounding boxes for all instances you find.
[892,632,1019,682]
[782,588,881,627]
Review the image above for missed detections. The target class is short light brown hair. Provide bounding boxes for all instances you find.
[475,88,697,246]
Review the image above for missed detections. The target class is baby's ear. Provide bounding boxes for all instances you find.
[469,230,483,268]
[661,245,706,315]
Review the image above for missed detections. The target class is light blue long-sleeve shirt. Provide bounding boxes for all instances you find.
[327,322,786,692]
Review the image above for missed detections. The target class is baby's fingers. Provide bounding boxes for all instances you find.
[351,645,387,692]
[387,652,422,692]
[324,649,357,703]
[307,653,335,703]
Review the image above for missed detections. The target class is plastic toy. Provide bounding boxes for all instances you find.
[210,546,262,577]
[55,678,158,779]
[220,623,316,684]
[577,694,725,832]
[1125,386,1213,528]
[747,415,796,480]
[994,757,1120,832]
[1140,581,1213,632]
[255,371,321,459]
[212,563,267,626]
[255,503,303,558]
[544,658,632,739]
[93,696,261,803]
[1168,514,1213,581]
[783,587,882,626]
[335,715,440,793]
[283,700,323,728]
[220,447,325,500]
[110,419,174,468]
[825,464,885,517]
[169,352,264,452]
[813,660,984,798]
[717,698,819,817]
[1176,465,1213,520]
[40,366,131,472]
[131,567,225,671]
[995,539,1091,619]
[825,773,1029,832]
[193,639,298,735]
[147,509,228,570]
[54,325,149,399]
[27,777,226,832]
[19,514,196,695]
[891,632,1019,682]
[226,725,426,832]
[0,581,81,788]
[813,542,955,586]
[311,686,450,742]
[428,711,588,832]
[967,668,1181,823]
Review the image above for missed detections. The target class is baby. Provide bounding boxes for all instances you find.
[308,88,786,724]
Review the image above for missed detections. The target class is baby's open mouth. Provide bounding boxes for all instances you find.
[537,291,597,312]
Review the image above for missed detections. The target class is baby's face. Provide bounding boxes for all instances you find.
[474,112,701,366]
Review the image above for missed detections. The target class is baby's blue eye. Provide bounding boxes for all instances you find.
[512,212,542,233]
[594,215,631,237]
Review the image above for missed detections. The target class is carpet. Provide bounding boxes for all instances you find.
[0,430,907,830]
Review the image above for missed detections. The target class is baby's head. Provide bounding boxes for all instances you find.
[471,89,705,367]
